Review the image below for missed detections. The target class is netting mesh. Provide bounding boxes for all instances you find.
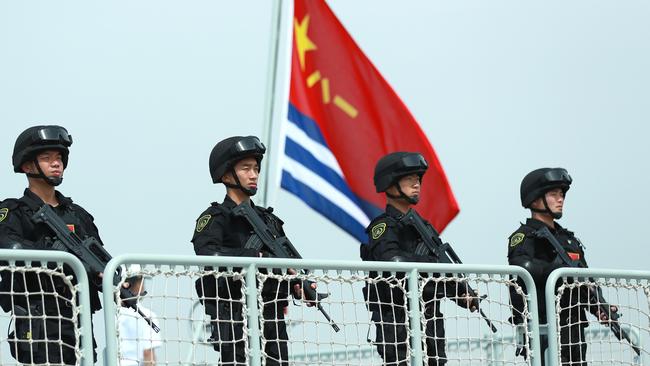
[108,264,537,366]
[256,269,407,365]
[0,261,81,366]
[113,265,248,365]
[255,268,533,365]
[554,277,649,365]
[418,273,532,366]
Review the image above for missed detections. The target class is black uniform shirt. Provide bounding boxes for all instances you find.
[364,204,438,263]
[508,218,586,268]
[508,218,591,324]
[192,195,289,303]
[0,188,104,312]
[192,195,286,257]
[362,204,466,309]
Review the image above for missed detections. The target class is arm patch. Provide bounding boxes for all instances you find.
[0,208,8,223]
[195,215,212,233]
[371,222,387,240]
[509,232,525,247]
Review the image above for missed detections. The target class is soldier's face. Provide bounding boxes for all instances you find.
[22,150,64,178]
[225,157,259,189]
[393,173,421,198]
[532,188,565,214]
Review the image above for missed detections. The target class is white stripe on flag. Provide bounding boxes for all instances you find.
[282,156,371,228]
[285,122,344,176]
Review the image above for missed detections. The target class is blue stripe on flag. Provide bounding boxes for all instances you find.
[287,103,329,147]
[286,103,383,220]
[281,170,367,242]
[284,138,361,206]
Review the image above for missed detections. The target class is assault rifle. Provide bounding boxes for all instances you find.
[401,209,498,333]
[231,202,340,332]
[534,226,640,355]
[31,204,160,333]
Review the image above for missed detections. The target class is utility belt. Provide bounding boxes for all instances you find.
[196,267,290,300]
[195,275,243,302]
[363,276,441,317]
[558,305,588,326]
[363,282,406,312]
[5,293,74,318]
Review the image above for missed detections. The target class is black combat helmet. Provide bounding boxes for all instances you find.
[209,136,266,196]
[373,152,428,204]
[12,125,73,186]
[520,167,572,218]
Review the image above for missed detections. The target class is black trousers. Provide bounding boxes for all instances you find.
[539,324,587,366]
[211,299,289,366]
[10,315,78,365]
[372,306,446,366]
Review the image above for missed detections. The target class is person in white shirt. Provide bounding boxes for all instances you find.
[118,266,161,366]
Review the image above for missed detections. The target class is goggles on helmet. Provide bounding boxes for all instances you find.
[34,126,73,146]
[232,136,266,156]
[399,154,428,171]
[542,168,572,185]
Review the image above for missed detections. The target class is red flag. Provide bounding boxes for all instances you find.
[287,0,459,232]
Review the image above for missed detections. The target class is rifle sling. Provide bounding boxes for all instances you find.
[534,226,580,268]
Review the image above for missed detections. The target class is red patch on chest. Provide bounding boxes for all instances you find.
[568,252,580,261]
[66,224,75,233]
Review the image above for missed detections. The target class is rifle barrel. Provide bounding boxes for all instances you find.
[479,309,498,333]
[316,304,341,332]
[612,322,641,356]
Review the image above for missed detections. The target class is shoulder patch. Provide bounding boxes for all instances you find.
[510,232,525,247]
[0,208,8,223]
[371,222,387,240]
[195,214,212,233]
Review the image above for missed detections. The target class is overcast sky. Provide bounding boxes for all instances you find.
[1,1,649,273]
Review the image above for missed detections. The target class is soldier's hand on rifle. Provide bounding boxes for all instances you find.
[293,282,317,307]
[95,272,104,284]
[96,272,128,287]
[459,292,478,312]
[597,305,618,325]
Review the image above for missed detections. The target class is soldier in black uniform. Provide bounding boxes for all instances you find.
[508,168,616,365]
[0,125,104,364]
[192,135,310,366]
[360,152,476,366]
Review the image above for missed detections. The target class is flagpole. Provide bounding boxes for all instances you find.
[258,0,285,207]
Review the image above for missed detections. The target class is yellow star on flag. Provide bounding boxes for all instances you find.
[294,14,317,71]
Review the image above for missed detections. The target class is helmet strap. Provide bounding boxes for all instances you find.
[530,196,562,219]
[386,183,419,205]
[224,167,257,196]
[27,157,63,187]
[543,195,562,219]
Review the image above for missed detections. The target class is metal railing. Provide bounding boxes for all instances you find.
[545,267,650,366]
[3,250,648,366]
[0,249,94,366]
[101,254,543,366]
